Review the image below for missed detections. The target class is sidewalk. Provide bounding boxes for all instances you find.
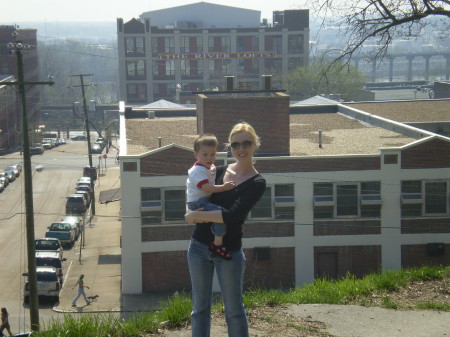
[54,166,123,313]
[54,165,172,314]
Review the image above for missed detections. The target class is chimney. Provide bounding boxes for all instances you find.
[158,137,162,148]
[225,76,234,91]
[262,75,272,90]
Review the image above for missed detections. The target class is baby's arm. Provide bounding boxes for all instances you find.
[201,181,235,193]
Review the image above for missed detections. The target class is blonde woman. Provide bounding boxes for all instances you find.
[185,122,266,337]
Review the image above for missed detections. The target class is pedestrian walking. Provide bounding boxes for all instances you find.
[71,274,91,307]
[1,307,13,336]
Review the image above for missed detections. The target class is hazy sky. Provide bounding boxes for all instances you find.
[0,0,306,23]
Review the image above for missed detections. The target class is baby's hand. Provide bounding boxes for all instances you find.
[223,181,235,191]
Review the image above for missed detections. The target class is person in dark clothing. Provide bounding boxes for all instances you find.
[1,307,13,336]
[185,122,266,337]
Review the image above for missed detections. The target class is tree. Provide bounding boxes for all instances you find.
[310,0,450,59]
[283,59,365,101]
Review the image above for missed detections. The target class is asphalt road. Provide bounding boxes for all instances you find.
[0,138,115,334]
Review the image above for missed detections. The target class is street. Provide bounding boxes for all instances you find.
[0,138,117,333]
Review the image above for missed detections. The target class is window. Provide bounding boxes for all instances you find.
[180,36,189,53]
[125,37,145,56]
[127,83,147,102]
[126,60,146,78]
[165,60,175,76]
[401,180,422,217]
[314,182,382,219]
[274,184,295,220]
[425,181,447,214]
[237,36,259,52]
[208,36,231,52]
[314,183,334,219]
[250,187,272,219]
[164,189,186,221]
[123,162,137,172]
[141,188,186,225]
[360,182,381,218]
[181,60,190,75]
[288,34,303,54]
[337,184,358,216]
[164,37,175,53]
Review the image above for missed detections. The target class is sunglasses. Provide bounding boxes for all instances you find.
[230,140,253,150]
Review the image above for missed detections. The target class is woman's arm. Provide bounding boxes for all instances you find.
[185,209,223,224]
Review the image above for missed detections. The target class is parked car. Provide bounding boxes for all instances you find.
[71,135,86,141]
[0,171,8,188]
[66,194,87,215]
[45,222,76,247]
[83,166,97,181]
[76,177,91,188]
[42,140,53,150]
[23,266,60,303]
[6,165,20,177]
[35,238,63,260]
[75,190,91,207]
[76,183,93,198]
[35,251,67,281]
[5,170,15,182]
[90,143,102,154]
[61,216,82,239]
[31,143,45,155]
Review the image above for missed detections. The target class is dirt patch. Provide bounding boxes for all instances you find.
[155,277,449,337]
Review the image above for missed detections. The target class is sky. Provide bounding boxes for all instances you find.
[0,0,307,23]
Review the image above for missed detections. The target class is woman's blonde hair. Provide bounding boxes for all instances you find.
[227,121,260,149]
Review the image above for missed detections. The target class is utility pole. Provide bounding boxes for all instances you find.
[5,40,53,332]
[71,74,96,216]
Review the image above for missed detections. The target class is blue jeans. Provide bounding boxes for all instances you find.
[187,197,226,237]
[187,239,248,337]
[72,287,89,305]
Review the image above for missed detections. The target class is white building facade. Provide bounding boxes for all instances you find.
[119,96,450,294]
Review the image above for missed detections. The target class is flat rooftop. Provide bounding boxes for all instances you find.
[345,100,450,123]
[125,112,416,156]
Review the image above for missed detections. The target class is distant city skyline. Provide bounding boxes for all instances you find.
[1,0,306,23]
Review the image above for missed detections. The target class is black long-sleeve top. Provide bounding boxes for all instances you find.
[191,165,266,251]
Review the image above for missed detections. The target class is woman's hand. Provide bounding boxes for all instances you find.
[185,209,206,224]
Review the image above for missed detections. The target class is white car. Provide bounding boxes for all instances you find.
[23,266,61,303]
[76,176,91,188]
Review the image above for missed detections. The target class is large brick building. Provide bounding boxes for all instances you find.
[0,25,40,151]
[117,2,309,104]
[118,87,450,294]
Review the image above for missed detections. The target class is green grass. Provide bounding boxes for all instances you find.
[32,265,449,337]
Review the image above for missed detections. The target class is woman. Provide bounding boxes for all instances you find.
[185,122,266,337]
[1,307,13,336]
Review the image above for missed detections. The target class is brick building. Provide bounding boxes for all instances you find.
[117,2,309,104]
[119,89,450,294]
[0,25,40,151]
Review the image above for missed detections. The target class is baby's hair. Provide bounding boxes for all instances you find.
[193,134,218,152]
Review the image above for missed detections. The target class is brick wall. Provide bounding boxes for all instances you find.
[402,138,450,169]
[401,244,450,268]
[141,247,295,292]
[142,222,294,242]
[401,218,450,234]
[243,247,295,289]
[197,94,290,155]
[141,146,193,176]
[313,220,381,236]
[254,156,380,173]
[314,246,382,279]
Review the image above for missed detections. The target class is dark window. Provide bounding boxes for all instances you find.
[336,184,358,216]
[425,181,447,214]
[123,162,137,172]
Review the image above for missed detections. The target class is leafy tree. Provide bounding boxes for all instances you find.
[283,59,365,101]
[309,0,450,59]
